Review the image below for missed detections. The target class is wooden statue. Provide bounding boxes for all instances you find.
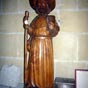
[23,0,59,88]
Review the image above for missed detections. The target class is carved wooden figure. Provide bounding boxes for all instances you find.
[23,0,60,88]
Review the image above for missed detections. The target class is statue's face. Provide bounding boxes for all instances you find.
[29,0,55,14]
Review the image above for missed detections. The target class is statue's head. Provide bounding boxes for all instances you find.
[29,0,55,15]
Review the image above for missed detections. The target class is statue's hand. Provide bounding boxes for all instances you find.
[48,22,58,36]
[48,22,55,30]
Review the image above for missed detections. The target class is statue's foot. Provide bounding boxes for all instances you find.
[24,82,31,88]
[24,83,38,88]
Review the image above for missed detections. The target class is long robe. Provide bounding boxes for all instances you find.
[26,15,59,88]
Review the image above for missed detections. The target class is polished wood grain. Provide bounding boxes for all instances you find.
[23,0,59,88]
